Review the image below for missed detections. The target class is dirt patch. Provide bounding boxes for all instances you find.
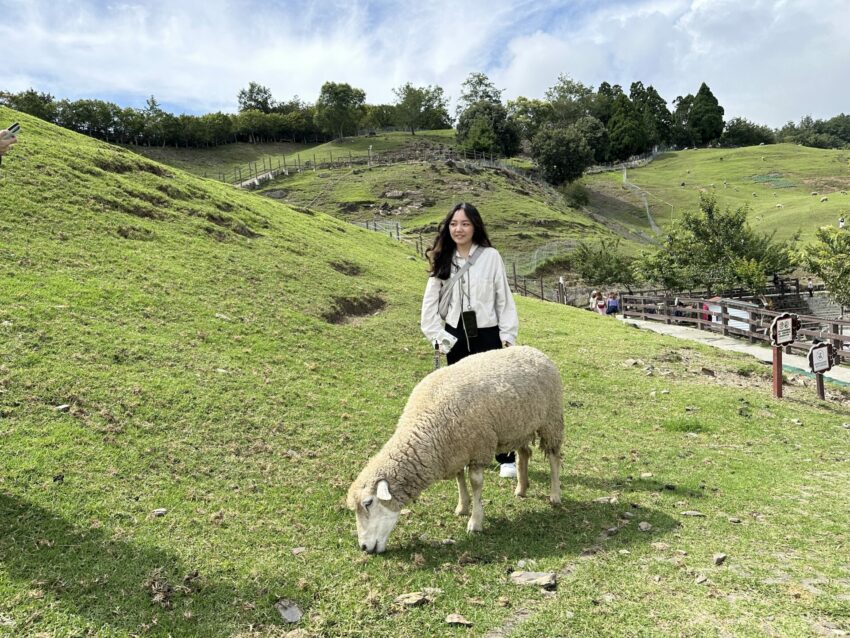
[330,260,363,276]
[204,212,261,238]
[117,225,155,241]
[322,295,386,324]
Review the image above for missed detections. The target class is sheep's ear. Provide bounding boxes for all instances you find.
[376,480,392,502]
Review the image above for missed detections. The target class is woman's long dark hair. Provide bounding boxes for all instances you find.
[426,203,492,279]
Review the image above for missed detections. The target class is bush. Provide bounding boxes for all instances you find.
[560,181,589,207]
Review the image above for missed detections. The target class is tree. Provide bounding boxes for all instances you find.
[688,82,724,146]
[571,239,637,290]
[363,104,396,131]
[392,83,450,134]
[545,74,594,127]
[804,227,850,309]
[457,72,502,116]
[571,115,609,164]
[0,88,57,122]
[671,94,695,147]
[237,82,274,114]
[607,94,647,160]
[314,82,366,140]
[506,96,553,143]
[530,125,593,185]
[720,117,775,147]
[589,82,622,126]
[630,82,672,148]
[637,194,798,292]
[456,100,519,156]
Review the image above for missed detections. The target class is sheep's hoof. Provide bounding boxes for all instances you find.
[466,520,483,533]
[550,496,562,507]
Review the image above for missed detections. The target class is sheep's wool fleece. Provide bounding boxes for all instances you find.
[348,346,563,506]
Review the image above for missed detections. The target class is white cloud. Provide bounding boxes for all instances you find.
[0,0,847,126]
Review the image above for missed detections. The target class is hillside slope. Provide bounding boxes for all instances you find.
[584,144,850,242]
[1,107,849,637]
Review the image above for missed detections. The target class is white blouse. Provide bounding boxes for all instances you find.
[420,244,519,346]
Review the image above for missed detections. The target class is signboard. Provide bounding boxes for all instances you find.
[808,342,834,374]
[769,313,798,346]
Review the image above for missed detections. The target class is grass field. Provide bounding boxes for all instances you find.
[129,130,457,183]
[2,106,850,637]
[584,144,850,242]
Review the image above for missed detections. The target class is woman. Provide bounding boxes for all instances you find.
[420,203,519,478]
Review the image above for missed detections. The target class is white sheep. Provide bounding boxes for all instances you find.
[347,346,564,554]
[820,196,828,203]
[776,203,784,208]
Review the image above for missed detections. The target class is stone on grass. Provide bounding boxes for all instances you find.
[274,599,303,623]
[510,571,557,590]
[680,510,706,517]
[54,404,71,412]
[395,592,429,607]
[695,575,708,585]
[152,508,168,517]
[728,517,742,524]
[713,553,728,566]
[446,614,473,627]
[638,522,653,532]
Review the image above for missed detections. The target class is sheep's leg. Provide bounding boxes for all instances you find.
[548,450,561,506]
[515,446,531,497]
[455,469,470,516]
[466,466,485,533]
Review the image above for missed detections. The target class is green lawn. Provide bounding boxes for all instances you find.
[128,130,458,183]
[584,144,850,242]
[2,106,850,637]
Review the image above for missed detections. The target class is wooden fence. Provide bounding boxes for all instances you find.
[622,293,850,364]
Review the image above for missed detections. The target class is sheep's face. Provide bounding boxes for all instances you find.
[348,479,401,554]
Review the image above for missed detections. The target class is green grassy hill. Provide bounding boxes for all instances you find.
[2,106,850,637]
[129,129,457,182]
[585,144,850,242]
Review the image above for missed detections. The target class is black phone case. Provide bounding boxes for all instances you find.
[461,310,478,338]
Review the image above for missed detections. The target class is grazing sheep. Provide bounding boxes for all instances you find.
[347,346,564,554]
[776,203,784,208]
[752,192,758,197]
[811,192,819,196]
[821,197,828,203]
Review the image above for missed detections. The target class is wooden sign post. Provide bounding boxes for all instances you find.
[807,342,835,400]
[769,313,799,399]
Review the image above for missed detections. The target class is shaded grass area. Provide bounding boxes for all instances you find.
[584,144,850,243]
[1,106,849,637]
[128,130,457,182]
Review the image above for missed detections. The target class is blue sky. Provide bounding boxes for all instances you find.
[1,0,847,128]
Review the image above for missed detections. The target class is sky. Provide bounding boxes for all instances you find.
[1,0,847,128]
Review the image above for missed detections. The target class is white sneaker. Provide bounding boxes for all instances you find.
[499,462,517,478]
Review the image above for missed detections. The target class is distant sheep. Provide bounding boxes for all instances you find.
[821,197,828,202]
[776,203,784,208]
[347,346,564,553]
[752,192,758,197]
[811,192,819,196]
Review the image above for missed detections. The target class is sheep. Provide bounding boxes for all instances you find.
[776,203,784,208]
[820,196,828,203]
[347,346,563,554]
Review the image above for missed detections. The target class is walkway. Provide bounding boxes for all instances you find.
[620,317,850,386]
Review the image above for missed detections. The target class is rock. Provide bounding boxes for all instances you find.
[713,553,728,566]
[649,391,657,398]
[695,575,708,585]
[291,547,307,556]
[641,472,653,479]
[680,510,706,517]
[700,367,715,377]
[446,614,473,627]
[620,511,635,519]
[661,389,670,395]
[638,522,653,532]
[623,358,644,367]
[651,542,670,551]
[384,190,405,199]
[274,599,303,623]
[152,508,168,517]
[214,313,231,321]
[395,592,429,607]
[728,517,742,524]
[842,423,850,430]
[54,404,71,412]
[510,571,557,590]
[264,190,288,199]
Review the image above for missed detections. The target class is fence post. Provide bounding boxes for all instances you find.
[513,263,518,291]
[540,277,544,300]
[349,151,352,167]
[721,303,729,336]
[832,322,841,355]
[297,154,301,173]
[396,222,400,241]
[664,296,671,325]
[313,154,317,171]
[330,151,333,166]
[283,155,287,175]
[238,167,242,182]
